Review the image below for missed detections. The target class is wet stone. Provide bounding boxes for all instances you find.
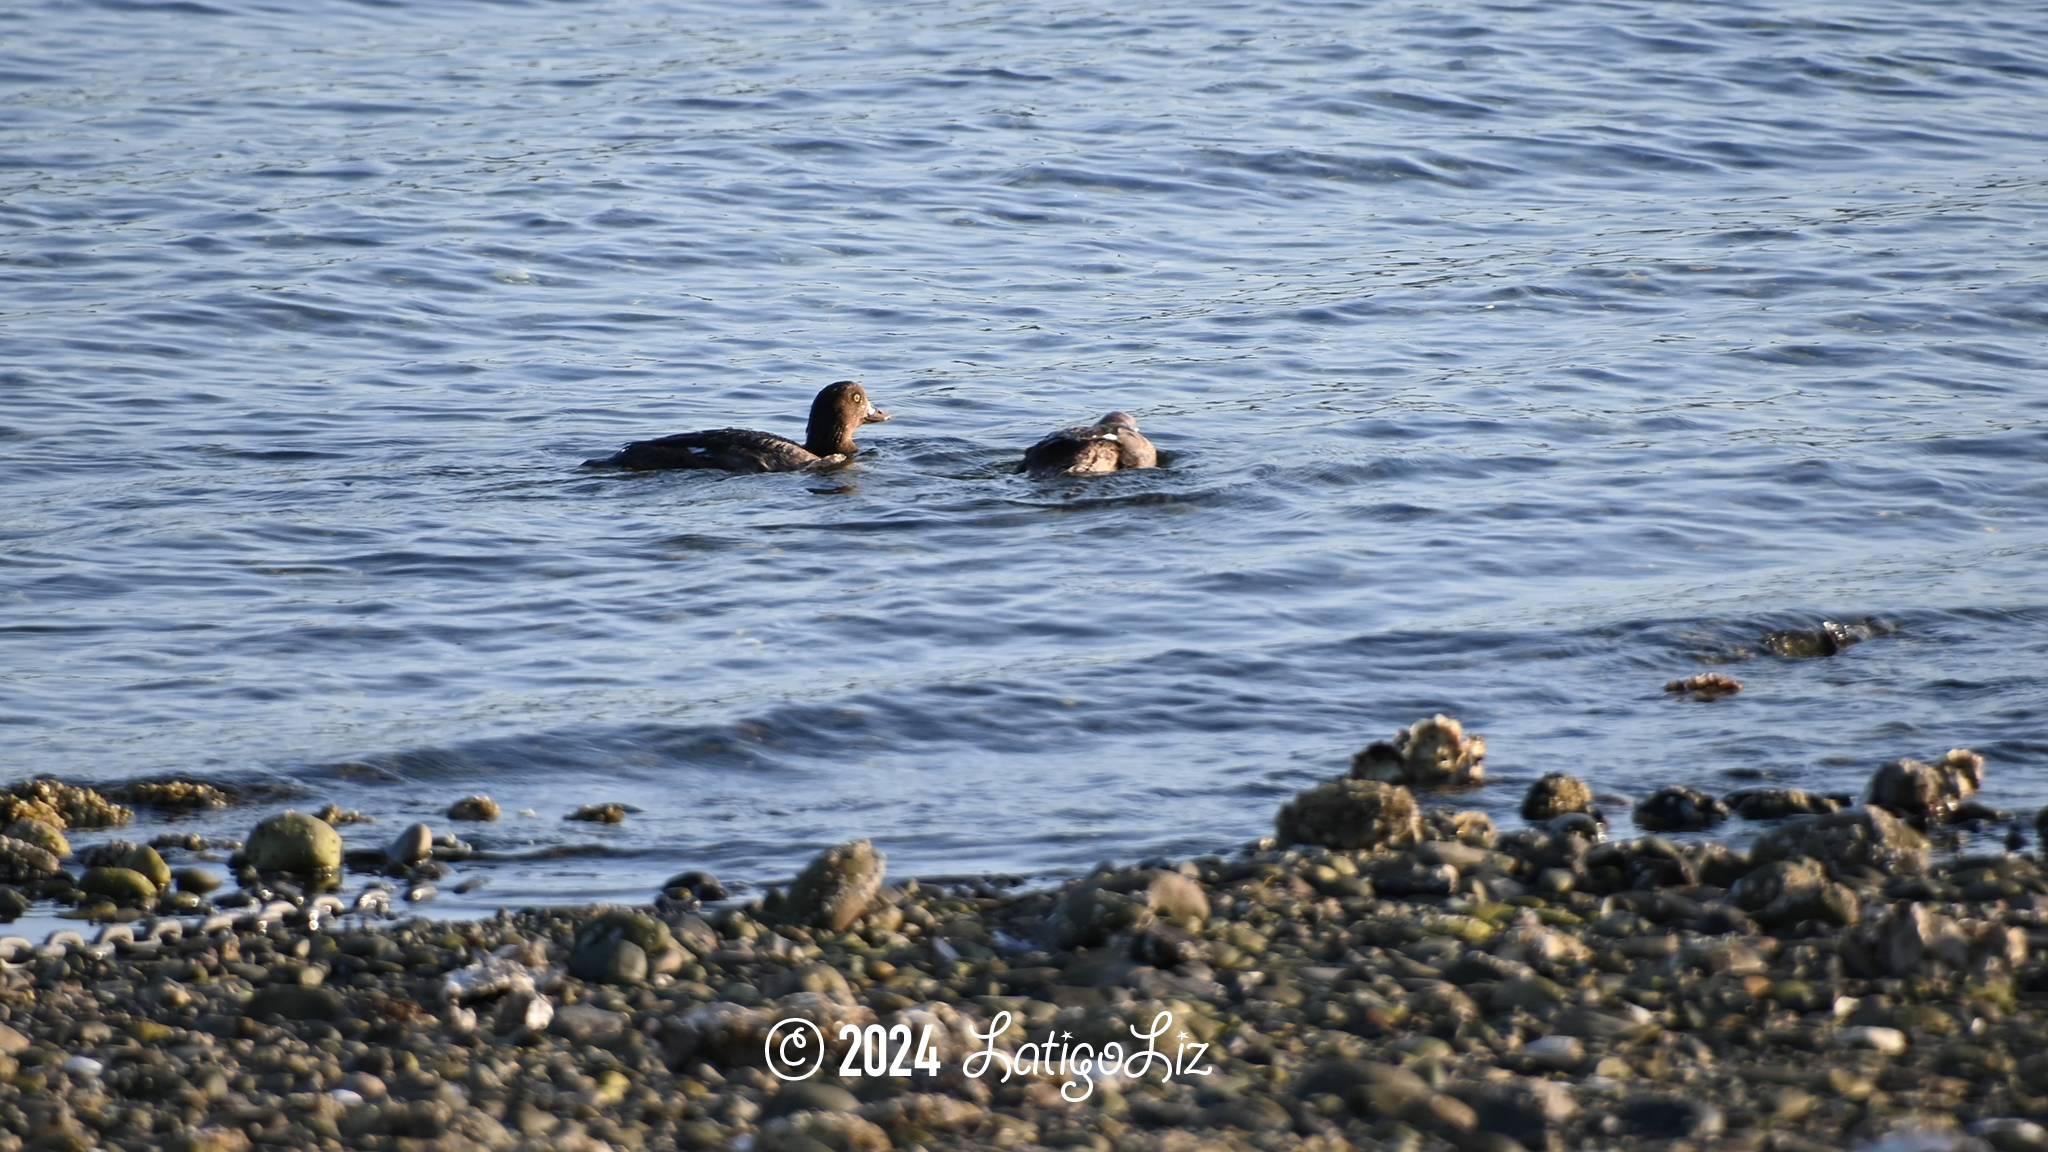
[1352,714,1486,788]
[447,795,500,822]
[1665,673,1742,701]
[566,803,627,823]
[1632,785,1730,831]
[1520,772,1594,821]
[1727,787,1844,820]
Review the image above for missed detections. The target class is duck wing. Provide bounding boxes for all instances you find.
[1019,424,1143,476]
[590,428,819,473]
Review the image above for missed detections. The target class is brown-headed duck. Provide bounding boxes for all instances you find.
[1018,411,1158,477]
[586,381,889,473]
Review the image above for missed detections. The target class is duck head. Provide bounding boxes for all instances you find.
[805,381,890,456]
[1095,411,1139,430]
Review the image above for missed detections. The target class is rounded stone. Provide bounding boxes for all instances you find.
[1276,779,1420,850]
[245,811,343,873]
[174,867,221,894]
[447,795,500,822]
[1520,773,1594,821]
[81,866,157,905]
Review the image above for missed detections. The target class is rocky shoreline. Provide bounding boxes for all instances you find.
[0,713,2046,1152]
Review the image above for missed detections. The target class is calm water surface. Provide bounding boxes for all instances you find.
[4,0,2047,920]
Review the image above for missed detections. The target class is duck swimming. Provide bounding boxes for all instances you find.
[1018,411,1158,477]
[585,381,889,473]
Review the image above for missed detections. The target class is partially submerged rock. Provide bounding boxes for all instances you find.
[1519,772,1594,821]
[447,795,500,822]
[0,778,129,830]
[1664,673,1742,701]
[1276,780,1421,850]
[1351,714,1486,787]
[1631,785,1729,832]
[106,779,238,809]
[1726,787,1844,820]
[566,803,627,824]
[1867,749,1985,824]
[1762,621,1859,658]
[782,839,887,933]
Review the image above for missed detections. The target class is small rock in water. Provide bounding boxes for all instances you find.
[1632,785,1730,831]
[80,866,157,906]
[1726,787,1844,820]
[0,887,26,921]
[566,803,627,823]
[447,794,500,821]
[661,870,729,902]
[1665,672,1742,700]
[1762,621,1859,658]
[783,839,887,932]
[387,822,433,866]
[1520,772,1594,821]
[1351,714,1486,787]
[1276,779,1421,850]
[313,802,372,824]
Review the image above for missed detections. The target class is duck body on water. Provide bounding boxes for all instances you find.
[1019,411,1159,477]
[586,381,889,473]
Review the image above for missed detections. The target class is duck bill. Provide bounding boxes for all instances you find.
[863,406,891,424]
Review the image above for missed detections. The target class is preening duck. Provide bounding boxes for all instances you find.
[585,381,889,473]
[1018,411,1158,477]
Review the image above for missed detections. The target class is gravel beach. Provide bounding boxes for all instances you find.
[2,738,2048,1152]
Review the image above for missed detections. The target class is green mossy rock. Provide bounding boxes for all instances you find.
[245,811,343,873]
[81,866,156,905]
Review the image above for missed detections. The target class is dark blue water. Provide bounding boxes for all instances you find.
[4,0,2047,921]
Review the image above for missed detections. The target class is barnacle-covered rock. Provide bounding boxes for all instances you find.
[784,839,887,933]
[0,836,61,884]
[106,779,237,810]
[1276,780,1420,851]
[1664,673,1742,701]
[1352,715,1486,787]
[447,795,500,822]
[1520,772,1594,821]
[0,778,130,830]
